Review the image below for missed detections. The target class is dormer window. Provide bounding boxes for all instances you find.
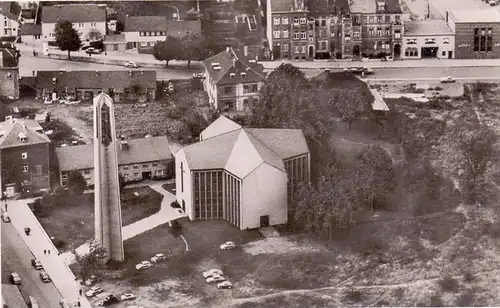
[377,1,385,10]
[52,77,56,84]
[229,73,235,79]
[241,72,247,78]
[18,132,27,142]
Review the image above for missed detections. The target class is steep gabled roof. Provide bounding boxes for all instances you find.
[245,128,310,159]
[0,2,21,21]
[202,47,266,85]
[125,16,167,32]
[200,115,242,140]
[41,4,106,23]
[0,48,19,68]
[19,24,42,36]
[0,119,50,149]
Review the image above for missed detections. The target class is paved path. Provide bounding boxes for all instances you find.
[62,183,186,265]
[6,199,92,308]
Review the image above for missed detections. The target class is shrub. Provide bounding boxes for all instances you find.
[438,275,459,292]
[52,238,66,249]
[344,289,362,302]
[430,293,443,306]
[434,86,443,91]
[463,271,474,282]
[456,290,474,307]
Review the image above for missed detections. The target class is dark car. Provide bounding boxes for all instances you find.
[343,67,374,75]
[103,294,119,306]
[39,271,51,283]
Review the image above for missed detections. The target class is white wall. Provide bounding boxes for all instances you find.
[175,149,193,219]
[124,31,166,45]
[42,21,106,41]
[402,34,455,59]
[0,14,19,37]
[240,163,288,229]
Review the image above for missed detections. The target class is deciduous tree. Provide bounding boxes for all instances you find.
[329,88,372,130]
[73,240,107,282]
[180,31,206,68]
[87,28,103,41]
[153,36,181,67]
[67,171,86,195]
[54,20,82,60]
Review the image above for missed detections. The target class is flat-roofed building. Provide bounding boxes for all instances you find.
[402,19,455,59]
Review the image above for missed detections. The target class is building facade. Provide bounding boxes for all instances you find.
[175,116,310,230]
[0,2,21,37]
[203,47,266,112]
[445,10,500,59]
[35,70,156,102]
[0,48,19,99]
[41,4,107,42]
[402,19,455,59]
[55,136,174,188]
[19,24,42,44]
[0,119,51,198]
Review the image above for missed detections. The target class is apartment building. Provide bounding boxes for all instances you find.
[0,2,21,37]
[41,4,107,42]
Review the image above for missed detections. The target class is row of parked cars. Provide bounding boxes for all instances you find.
[203,268,233,289]
[9,259,51,308]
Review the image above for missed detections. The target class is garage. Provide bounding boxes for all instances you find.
[421,46,438,58]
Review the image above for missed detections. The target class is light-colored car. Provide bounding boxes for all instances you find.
[203,269,224,278]
[220,241,236,250]
[151,253,166,263]
[84,275,102,286]
[217,281,233,289]
[28,296,40,308]
[125,61,139,68]
[440,76,456,83]
[121,293,137,301]
[85,286,104,297]
[10,272,21,285]
[39,271,51,283]
[1,212,11,222]
[31,259,43,270]
[135,261,152,270]
[206,275,226,284]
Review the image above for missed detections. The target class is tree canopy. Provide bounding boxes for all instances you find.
[180,31,206,68]
[153,36,182,67]
[54,20,82,60]
[67,171,86,195]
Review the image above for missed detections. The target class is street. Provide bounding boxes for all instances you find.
[1,220,62,308]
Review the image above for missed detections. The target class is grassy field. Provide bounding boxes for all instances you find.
[38,186,163,251]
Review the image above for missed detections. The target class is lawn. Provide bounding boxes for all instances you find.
[38,186,162,252]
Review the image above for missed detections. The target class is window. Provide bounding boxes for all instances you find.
[362,16,367,23]
[224,86,234,94]
[6,72,12,79]
[301,45,306,53]
[141,41,147,46]
[377,29,382,36]
[369,16,374,23]
[385,15,390,23]
[155,31,160,36]
[293,17,299,25]
[442,51,446,56]
[330,31,335,37]
[273,17,280,25]
[300,17,307,24]
[241,72,247,78]
[22,152,27,159]
[395,30,401,39]
[283,30,289,38]
[345,35,351,41]
[385,28,390,36]
[377,16,382,23]
[369,28,374,36]
[406,38,417,44]
[321,41,327,50]
[123,166,129,170]
[133,165,139,169]
[353,31,360,38]
[405,47,418,57]
[300,31,306,39]
[273,30,280,38]
[294,31,300,39]
[251,84,258,92]
[320,30,326,38]
[140,31,144,36]
[23,165,28,172]
[425,38,436,44]
[282,43,289,51]
[443,38,449,44]
[153,162,158,167]
[133,172,139,177]
[321,19,326,27]
[61,174,68,180]
[295,45,300,53]
[79,23,84,27]
[180,162,184,192]
[91,22,96,27]
[282,17,289,24]
[142,164,149,168]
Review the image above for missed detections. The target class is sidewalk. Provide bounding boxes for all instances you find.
[7,199,93,308]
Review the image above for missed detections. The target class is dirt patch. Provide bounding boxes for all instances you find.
[243,236,327,256]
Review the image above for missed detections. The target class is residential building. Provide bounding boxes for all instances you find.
[55,136,174,188]
[103,34,127,52]
[0,2,21,37]
[202,47,266,112]
[402,19,454,59]
[175,116,310,230]
[41,4,107,42]
[19,24,42,44]
[34,70,156,102]
[0,118,51,197]
[0,48,19,99]
[445,9,500,59]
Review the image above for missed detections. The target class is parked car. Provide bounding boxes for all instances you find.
[124,61,139,68]
[440,76,456,83]
[220,241,236,250]
[206,275,226,284]
[84,275,102,286]
[86,47,103,54]
[120,293,137,301]
[39,271,51,283]
[217,281,233,289]
[203,269,224,278]
[343,67,374,75]
[151,253,166,263]
[102,294,119,306]
[86,286,104,297]
[1,212,11,222]
[10,272,21,285]
[31,259,43,270]
[28,296,39,308]
[135,261,152,270]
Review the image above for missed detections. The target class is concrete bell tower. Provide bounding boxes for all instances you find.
[93,93,124,262]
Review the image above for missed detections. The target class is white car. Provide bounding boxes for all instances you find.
[1,212,11,223]
[440,76,456,83]
[125,61,139,68]
[217,281,233,289]
[85,286,104,297]
[203,269,224,278]
[220,241,236,250]
[151,253,166,263]
[120,293,137,301]
[135,261,152,270]
[206,275,226,284]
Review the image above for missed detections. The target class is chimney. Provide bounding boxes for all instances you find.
[120,140,129,151]
[243,45,248,57]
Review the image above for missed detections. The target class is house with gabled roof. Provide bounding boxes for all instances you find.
[202,47,266,112]
[0,118,51,198]
[0,2,21,38]
[175,115,310,230]
[0,47,20,99]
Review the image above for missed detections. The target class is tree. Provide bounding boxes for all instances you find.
[329,88,372,130]
[67,171,86,195]
[118,173,125,193]
[73,240,107,282]
[54,20,82,60]
[87,28,103,41]
[45,112,51,123]
[153,36,181,67]
[460,125,498,204]
[180,31,206,68]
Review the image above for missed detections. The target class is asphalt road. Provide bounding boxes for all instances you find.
[1,220,62,308]
[19,55,199,80]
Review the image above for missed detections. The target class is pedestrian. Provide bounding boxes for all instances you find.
[104,50,107,56]
[48,250,51,255]
[77,301,81,307]
[32,49,35,56]
[44,249,46,254]
[79,289,82,296]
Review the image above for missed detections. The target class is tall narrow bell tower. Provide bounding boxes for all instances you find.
[93,93,124,262]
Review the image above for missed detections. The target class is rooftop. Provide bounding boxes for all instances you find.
[41,4,106,23]
[404,19,453,36]
[308,0,350,16]
[19,24,42,36]
[166,20,202,38]
[0,47,19,68]
[35,70,156,90]
[0,2,21,21]
[103,33,126,43]
[270,0,297,12]
[181,116,310,179]
[0,118,50,149]
[447,9,500,23]
[350,0,402,14]
[125,15,167,32]
[55,136,173,171]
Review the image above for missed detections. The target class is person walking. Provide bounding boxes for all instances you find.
[79,289,83,296]
[47,250,51,255]
[44,249,46,254]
